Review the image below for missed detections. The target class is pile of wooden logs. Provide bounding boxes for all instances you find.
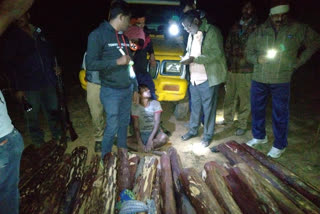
[19,141,320,214]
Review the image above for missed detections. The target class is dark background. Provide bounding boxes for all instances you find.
[16,0,320,94]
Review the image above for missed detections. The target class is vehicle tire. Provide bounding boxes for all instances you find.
[174,101,189,120]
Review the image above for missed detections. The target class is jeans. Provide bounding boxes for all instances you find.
[251,81,290,149]
[0,129,24,214]
[25,87,60,145]
[189,81,219,141]
[100,85,133,159]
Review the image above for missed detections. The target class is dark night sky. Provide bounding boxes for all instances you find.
[26,0,320,85]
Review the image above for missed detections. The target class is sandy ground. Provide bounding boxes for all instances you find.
[7,81,320,190]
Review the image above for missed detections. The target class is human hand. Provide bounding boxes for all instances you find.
[117,55,131,65]
[0,0,34,19]
[15,91,25,102]
[137,142,145,152]
[132,91,139,104]
[54,66,62,76]
[258,55,267,64]
[180,56,194,65]
[145,139,153,152]
[149,54,156,67]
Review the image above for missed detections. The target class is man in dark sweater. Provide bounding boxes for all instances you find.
[86,0,138,160]
[1,12,61,147]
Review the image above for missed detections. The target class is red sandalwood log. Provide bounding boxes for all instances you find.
[204,161,242,214]
[241,143,320,207]
[217,141,320,214]
[180,167,224,214]
[160,154,177,214]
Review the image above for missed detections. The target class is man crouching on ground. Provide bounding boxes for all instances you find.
[128,84,168,152]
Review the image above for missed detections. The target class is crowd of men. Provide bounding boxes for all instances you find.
[1,0,320,213]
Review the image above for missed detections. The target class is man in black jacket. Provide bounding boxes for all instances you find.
[1,12,61,147]
[86,0,138,160]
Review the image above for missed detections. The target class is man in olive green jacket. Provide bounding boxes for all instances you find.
[245,2,320,158]
[180,10,227,147]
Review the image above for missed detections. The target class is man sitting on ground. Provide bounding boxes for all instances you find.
[128,84,168,152]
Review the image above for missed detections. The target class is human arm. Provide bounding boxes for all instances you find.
[295,25,320,69]
[132,116,145,152]
[193,26,225,65]
[245,29,262,65]
[86,31,130,71]
[145,111,161,152]
[0,0,34,35]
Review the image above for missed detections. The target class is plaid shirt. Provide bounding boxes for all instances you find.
[225,18,257,73]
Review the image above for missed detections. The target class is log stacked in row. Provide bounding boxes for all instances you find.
[19,141,320,214]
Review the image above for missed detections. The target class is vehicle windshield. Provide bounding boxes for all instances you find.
[130,4,181,35]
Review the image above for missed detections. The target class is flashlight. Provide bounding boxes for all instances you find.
[266,49,277,59]
[118,48,136,78]
[168,23,180,36]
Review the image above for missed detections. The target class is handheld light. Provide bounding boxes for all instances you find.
[168,23,180,36]
[266,49,278,59]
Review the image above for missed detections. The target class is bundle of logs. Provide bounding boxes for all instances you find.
[19,140,320,214]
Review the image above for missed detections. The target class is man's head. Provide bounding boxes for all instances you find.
[15,12,30,28]
[109,0,131,31]
[269,0,290,29]
[241,1,255,21]
[131,10,146,29]
[124,25,145,51]
[138,84,151,99]
[181,10,201,35]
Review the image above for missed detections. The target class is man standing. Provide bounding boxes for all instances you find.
[86,0,138,160]
[246,0,320,158]
[128,84,168,152]
[220,1,257,136]
[82,53,105,152]
[0,91,24,214]
[1,13,61,147]
[180,10,227,147]
[130,11,157,100]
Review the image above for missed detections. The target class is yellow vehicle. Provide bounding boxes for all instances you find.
[80,0,189,119]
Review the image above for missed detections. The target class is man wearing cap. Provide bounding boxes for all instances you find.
[219,1,257,136]
[245,1,320,158]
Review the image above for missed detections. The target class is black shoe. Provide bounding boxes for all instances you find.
[210,146,220,153]
[181,132,197,141]
[235,128,246,136]
[95,141,102,153]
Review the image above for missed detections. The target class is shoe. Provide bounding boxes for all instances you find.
[181,132,197,141]
[200,139,210,147]
[95,141,102,153]
[235,128,246,136]
[210,146,219,153]
[267,146,286,158]
[246,137,268,147]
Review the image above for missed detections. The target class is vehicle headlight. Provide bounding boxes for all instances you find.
[168,23,180,36]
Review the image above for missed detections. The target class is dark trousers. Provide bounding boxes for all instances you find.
[251,80,290,149]
[136,73,156,100]
[100,85,133,159]
[0,129,24,214]
[189,81,219,141]
[25,87,60,145]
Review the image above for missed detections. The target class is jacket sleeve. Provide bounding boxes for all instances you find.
[296,25,320,69]
[86,31,118,71]
[245,29,259,65]
[224,30,233,66]
[193,26,225,65]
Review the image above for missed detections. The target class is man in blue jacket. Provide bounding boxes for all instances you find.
[86,0,138,160]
